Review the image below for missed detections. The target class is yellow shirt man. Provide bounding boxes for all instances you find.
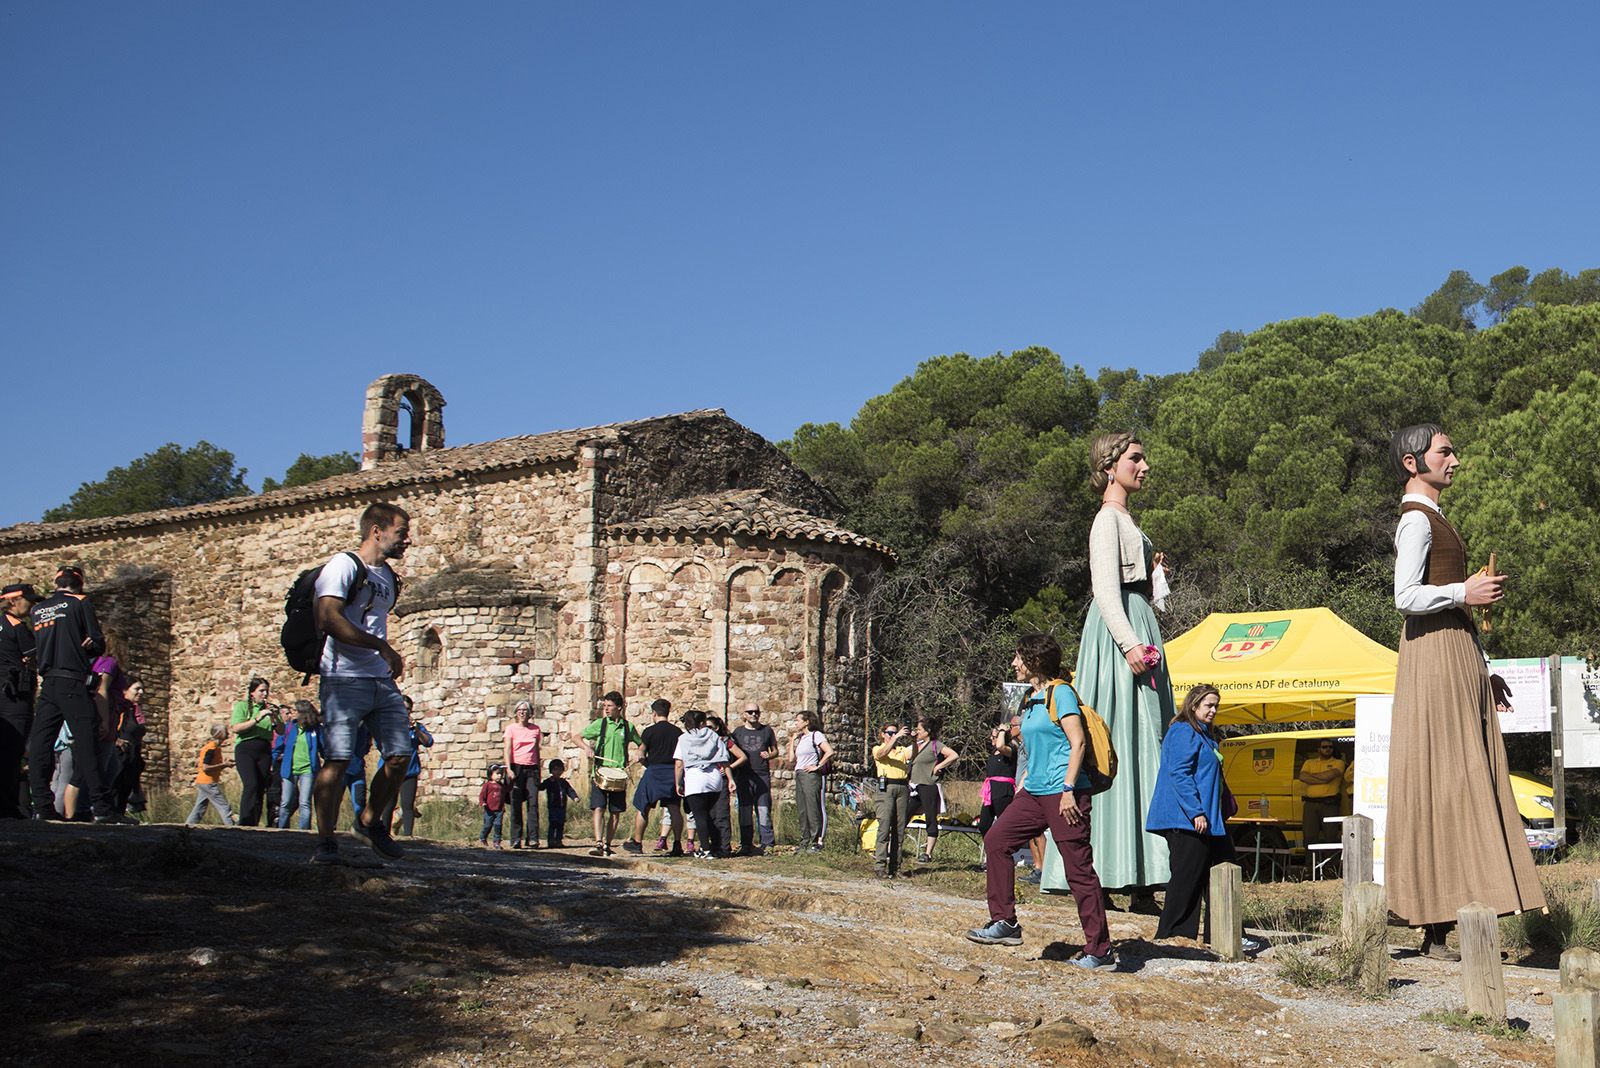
[1299,748,1346,800]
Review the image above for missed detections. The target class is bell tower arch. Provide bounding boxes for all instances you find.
[361,374,446,469]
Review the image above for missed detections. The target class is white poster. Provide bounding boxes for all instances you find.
[1486,658,1551,734]
[1353,695,1392,885]
[1561,659,1600,768]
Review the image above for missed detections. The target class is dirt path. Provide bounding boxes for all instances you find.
[0,822,1559,1067]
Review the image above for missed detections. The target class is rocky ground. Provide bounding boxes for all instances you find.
[0,821,1563,1067]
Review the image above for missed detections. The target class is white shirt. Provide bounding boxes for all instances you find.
[1393,494,1467,615]
[673,731,729,795]
[314,552,397,677]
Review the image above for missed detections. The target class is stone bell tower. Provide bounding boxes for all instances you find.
[361,374,446,470]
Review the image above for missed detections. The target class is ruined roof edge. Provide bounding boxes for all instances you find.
[0,409,731,549]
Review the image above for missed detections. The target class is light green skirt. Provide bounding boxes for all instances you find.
[1042,590,1175,893]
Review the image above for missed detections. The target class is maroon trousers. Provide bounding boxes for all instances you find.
[983,789,1111,958]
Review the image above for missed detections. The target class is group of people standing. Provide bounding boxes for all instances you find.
[189,675,434,834]
[1,567,146,825]
[962,425,1546,966]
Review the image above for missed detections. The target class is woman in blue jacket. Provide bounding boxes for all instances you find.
[276,701,322,830]
[1146,683,1233,942]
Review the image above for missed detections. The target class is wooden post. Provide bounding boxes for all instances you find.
[1561,947,1600,993]
[1458,902,1506,1022]
[1348,882,1389,998]
[1558,947,1600,1068]
[1341,816,1374,939]
[1209,862,1243,961]
[1592,879,1600,910]
[1555,992,1600,1068]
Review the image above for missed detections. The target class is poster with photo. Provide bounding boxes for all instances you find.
[1561,659,1600,768]
[1486,658,1551,734]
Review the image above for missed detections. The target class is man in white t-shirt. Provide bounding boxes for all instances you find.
[311,502,414,864]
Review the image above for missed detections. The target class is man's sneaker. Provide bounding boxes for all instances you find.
[654,836,668,852]
[94,814,140,826]
[1070,952,1115,971]
[694,849,713,859]
[312,840,342,865]
[1241,935,1266,954]
[966,919,1023,946]
[353,816,404,860]
[622,839,643,854]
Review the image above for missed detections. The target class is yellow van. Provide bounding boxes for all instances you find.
[1219,726,1556,850]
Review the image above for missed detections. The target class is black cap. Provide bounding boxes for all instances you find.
[1,583,43,603]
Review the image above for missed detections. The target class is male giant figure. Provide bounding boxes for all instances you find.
[1386,424,1544,959]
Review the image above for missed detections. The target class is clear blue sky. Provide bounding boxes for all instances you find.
[4,4,1597,527]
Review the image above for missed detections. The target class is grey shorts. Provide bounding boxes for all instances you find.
[318,676,412,764]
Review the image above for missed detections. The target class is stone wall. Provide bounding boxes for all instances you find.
[604,532,879,780]
[0,460,600,798]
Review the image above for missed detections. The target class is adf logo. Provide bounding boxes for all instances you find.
[1212,619,1291,663]
[1252,747,1275,775]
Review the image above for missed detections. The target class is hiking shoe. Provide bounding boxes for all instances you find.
[353,817,404,860]
[312,840,341,865]
[669,843,684,857]
[589,846,606,857]
[693,849,714,859]
[602,845,615,857]
[493,842,504,851]
[622,839,643,854]
[1241,935,1266,954]
[1071,952,1116,971]
[654,836,668,852]
[966,919,1023,946]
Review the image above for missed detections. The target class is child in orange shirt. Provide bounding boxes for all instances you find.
[186,725,238,827]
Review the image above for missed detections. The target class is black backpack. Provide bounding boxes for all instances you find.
[281,552,397,679]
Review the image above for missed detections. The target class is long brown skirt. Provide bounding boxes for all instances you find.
[1387,610,1545,926]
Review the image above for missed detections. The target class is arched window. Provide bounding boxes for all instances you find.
[417,627,444,682]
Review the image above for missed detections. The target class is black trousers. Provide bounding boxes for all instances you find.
[0,694,33,817]
[684,790,730,855]
[28,676,111,819]
[508,763,540,845]
[234,738,273,826]
[113,750,145,814]
[977,780,1015,836]
[1156,829,1236,941]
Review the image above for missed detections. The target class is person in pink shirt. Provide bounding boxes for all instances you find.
[502,699,543,848]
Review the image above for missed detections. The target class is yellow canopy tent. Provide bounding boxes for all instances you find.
[1164,607,1398,725]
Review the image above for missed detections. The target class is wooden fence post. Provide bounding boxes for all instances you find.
[1458,902,1505,1022]
[1349,882,1389,998]
[1341,815,1374,939]
[1209,862,1242,961]
[1558,947,1600,1068]
[1561,946,1600,992]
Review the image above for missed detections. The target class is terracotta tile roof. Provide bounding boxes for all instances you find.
[609,490,897,561]
[0,410,726,548]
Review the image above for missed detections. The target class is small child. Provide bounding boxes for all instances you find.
[479,764,507,849]
[187,725,237,827]
[542,758,579,848]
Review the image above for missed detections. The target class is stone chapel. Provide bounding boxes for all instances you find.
[0,375,894,797]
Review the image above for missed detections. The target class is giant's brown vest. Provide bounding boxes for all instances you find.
[1400,501,1468,585]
